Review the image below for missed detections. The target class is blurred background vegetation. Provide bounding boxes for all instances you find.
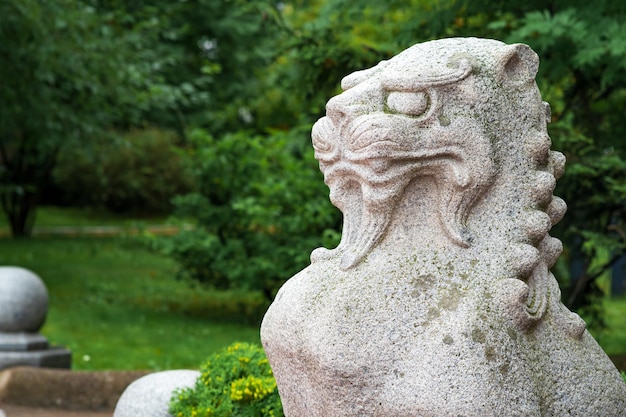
[1,0,625,369]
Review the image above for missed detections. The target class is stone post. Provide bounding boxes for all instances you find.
[261,38,626,416]
[0,266,71,370]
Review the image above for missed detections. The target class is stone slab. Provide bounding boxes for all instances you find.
[0,366,150,410]
[0,404,112,417]
[0,347,71,371]
[0,333,49,352]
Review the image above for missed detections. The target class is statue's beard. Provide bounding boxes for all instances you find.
[323,171,401,270]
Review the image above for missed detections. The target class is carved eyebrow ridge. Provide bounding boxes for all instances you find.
[382,58,472,92]
[341,60,390,90]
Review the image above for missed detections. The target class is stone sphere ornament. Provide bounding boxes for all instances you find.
[261,38,626,416]
[0,266,48,332]
[114,370,200,417]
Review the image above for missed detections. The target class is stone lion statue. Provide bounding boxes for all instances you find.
[262,38,626,416]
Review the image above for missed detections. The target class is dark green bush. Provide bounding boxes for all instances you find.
[149,127,341,299]
[170,342,283,417]
[52,128,194,213]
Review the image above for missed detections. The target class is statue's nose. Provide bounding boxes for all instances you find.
[325,81,382,129]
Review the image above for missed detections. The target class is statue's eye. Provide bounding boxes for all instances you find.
[386,91,429,116]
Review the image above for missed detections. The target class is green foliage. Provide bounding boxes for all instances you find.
[264,1,393,119]
[0,205,166,229]
[149,127,340,298]
[0,0,111,234]
[261,0,457,123]
[170,342,283,417]
[622,371,626,384]
[97,0,283,134]
[52,128,194,214]
[588,297,626,356]
[0,0,187,235]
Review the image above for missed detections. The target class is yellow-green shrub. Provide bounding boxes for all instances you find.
[170,342,283,417]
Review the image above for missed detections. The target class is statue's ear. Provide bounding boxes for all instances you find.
[497,44,539,88]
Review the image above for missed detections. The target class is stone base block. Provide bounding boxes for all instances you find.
[0,333,49,351]
[0,347,71,370]
[0,366,149,410]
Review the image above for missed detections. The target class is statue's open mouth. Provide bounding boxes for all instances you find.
[312,116,399,269]
[312,115,484,269]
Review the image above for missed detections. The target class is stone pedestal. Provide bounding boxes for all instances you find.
[0,333,71,370]
[0,267,71,370]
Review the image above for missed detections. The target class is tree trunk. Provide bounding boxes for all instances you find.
[1,189,38,237]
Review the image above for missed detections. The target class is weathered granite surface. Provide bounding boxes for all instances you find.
[0,267,48,332]
[113,370,199,417]
[261,38,626,416]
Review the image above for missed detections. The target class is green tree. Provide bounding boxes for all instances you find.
[0,0,149,235]
[93,0,283,135]
[0,0,227,235]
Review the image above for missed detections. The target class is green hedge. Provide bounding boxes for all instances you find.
[149,127,341,299]
[52,128,193,213]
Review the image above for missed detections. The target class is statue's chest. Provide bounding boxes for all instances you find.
[262,262,540,417]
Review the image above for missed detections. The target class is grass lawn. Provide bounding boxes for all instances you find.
[0,206,168,230]
[0,236,266,371]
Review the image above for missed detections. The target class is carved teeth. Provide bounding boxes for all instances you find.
[545,196,567,226]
